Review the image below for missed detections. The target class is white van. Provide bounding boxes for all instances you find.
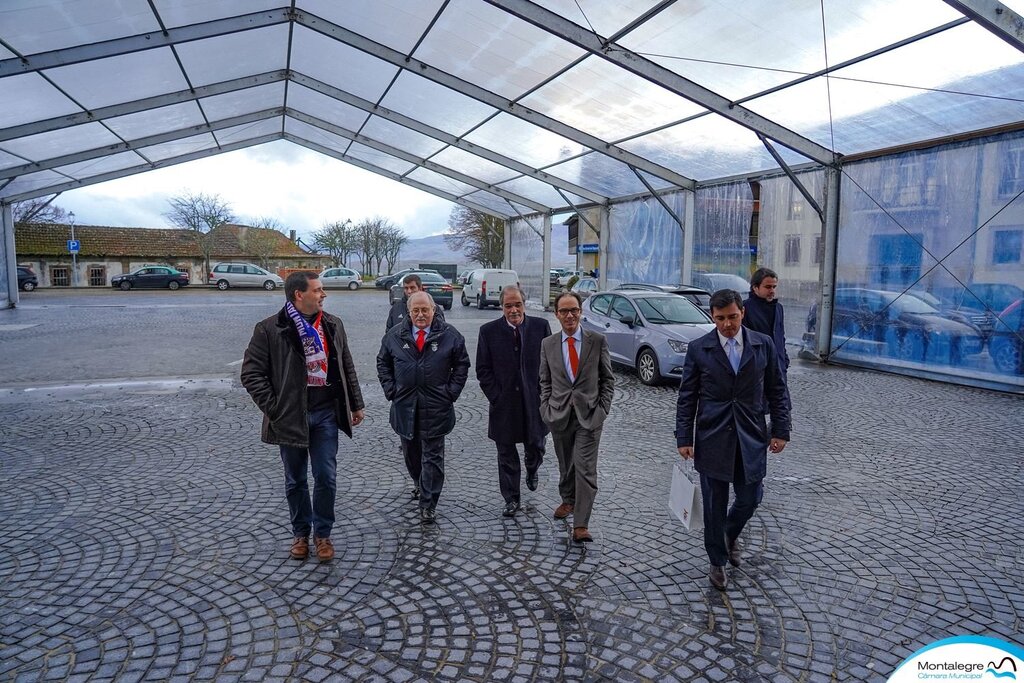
[461,269,519,309]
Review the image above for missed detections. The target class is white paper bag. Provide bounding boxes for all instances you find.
[668,461,704,531]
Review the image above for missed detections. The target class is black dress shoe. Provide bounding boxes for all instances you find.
[420,507,436,524]
[411,486,420,500]
[526,471,539,491]
[502,500,520,517]
[727,538,741,567]
[709,565,727,590]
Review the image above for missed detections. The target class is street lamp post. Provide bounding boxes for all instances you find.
[69,211,78,287]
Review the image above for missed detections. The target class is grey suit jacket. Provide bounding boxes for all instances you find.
[539,328,614,432]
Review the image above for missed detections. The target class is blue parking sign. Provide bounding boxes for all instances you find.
[67,240,80,253]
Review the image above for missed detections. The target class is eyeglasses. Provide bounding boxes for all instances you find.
[556,307,581,316]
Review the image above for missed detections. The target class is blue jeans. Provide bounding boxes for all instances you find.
[279,407,338,539]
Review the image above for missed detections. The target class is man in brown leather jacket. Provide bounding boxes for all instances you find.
[241,272,365,562]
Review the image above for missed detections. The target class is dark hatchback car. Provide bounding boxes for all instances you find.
[389,272,454,310]
[615,283,711,313]
[828,287,983,366]
[111,266,189,291]
[376,267,438,290]
[17,266,38,291]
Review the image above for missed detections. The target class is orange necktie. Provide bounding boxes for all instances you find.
[567,336,579,379]
[416,329,426,352]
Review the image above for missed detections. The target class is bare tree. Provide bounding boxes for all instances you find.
[164,192,235,283]
[381,224,408,273]
[313,219,357,267]
[354,219,377,277]
[13,197,68,227]
[356,216,398,275]
[444,205,504,268]
[238,216,288,269]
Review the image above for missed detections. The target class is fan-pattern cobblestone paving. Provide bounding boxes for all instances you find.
[1,291,1021,682]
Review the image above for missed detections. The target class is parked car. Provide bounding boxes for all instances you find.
[17,266,37,291]
[111,266,189,291]
[209,262,284,290]
[557,270,582,287]
[988,298,1023,375]
[828,287,983,366]
[615,283,712,312]
[376,267,437,290]
[319,266,361,290]
[461,268,518,309]
[390,271,453,310]
[690,272,750,295]
[549,268,568,286]
[581,290,713,385]
[931,282,1024,344]
[456,269,473,286]
[570,276,599,300]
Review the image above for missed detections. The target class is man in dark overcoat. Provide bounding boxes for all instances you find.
[675,289,791,590]
[476,285,552,517]
[742,267,791,409]
[377,291,470,524]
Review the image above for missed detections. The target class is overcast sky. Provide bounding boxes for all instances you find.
[57,140,458,241]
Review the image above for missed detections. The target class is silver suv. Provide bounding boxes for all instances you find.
[209,263,285,290]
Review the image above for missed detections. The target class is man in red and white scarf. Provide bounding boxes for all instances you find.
[242,272,365,562]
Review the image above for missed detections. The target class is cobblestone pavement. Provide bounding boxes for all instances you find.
[1,290,1022,682]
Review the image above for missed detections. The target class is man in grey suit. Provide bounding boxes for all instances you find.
[539,291,615,543]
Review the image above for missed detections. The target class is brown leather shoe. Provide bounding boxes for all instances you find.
[709,565,727,590]
[553,503,574,519]
[313,536,334,562]
[572,527,593,543]
[289,536,309,560]
[728,538,741,567]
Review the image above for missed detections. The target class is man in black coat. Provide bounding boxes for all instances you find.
[385,273,444,333]
[676,289,790,590]
[377,291,470,524]
[476,286,552,518]
[743,268,790,375]
[241,272,365,562]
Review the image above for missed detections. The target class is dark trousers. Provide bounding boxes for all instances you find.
[496,438,544,503]
[402,434,446,510]
[551,411,601,528]
[700,448,764,567]
[279,407,339,539]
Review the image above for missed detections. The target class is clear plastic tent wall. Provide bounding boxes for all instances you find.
[834,132,1024,388]
[605,192,685,289]
[508,216,544,306]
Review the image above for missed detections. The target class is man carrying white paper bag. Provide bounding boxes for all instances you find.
[675,289,791,591]
[668,460,703,531]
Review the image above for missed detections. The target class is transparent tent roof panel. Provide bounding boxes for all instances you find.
[138,133,219,162]
[359,117,448,159]
[412,0,585,101]
[1,169,69,199]
[344,142,417,177]
[201,82,288,122]
[44,47,189,110]
[284,118,353,156]
[104,102,206,141]
[56,150,146,180]
[619,0,963,102]
[152,0,282,28]
[380,70,498,137]
[290,25,399,103]
[428,147,519,185]
[214,119,283,145]
[462,189,528,217]
[1,0,157,55]
[463,113,586,169]
[175,24,290,88]
[406,167,479,197]
[520,55,707,142]
[496,174,586,208]
[542,151,673,198]
[0,149,26,171]
[0,73,82,129]
[298,0,446,54]
[286,84,372,133]
[1,122,123,160]
[530,0,666,39]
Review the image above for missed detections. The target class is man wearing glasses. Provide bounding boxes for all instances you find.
[538,291,615,543]
[476,286,552,518]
